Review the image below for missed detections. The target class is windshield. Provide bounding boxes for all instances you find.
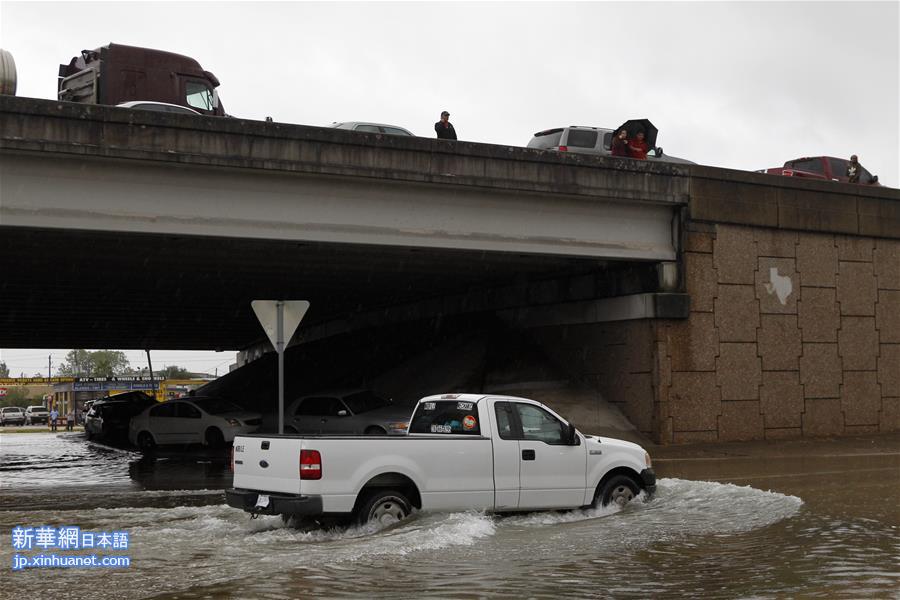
[342,391,389,414]
[409,400,481,435]
[191,397,243,415]
[527,129,563,149]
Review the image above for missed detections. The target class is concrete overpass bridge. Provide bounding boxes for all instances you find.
[1,95,898,443]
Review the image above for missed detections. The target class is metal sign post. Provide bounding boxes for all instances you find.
[251,300,309,435]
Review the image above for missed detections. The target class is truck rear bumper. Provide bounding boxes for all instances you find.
[225,488,324,516]
[640,468,657,497]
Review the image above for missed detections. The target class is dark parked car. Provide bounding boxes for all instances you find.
[84,391,156,443]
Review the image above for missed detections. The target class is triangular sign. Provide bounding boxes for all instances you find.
[251,300,310,351]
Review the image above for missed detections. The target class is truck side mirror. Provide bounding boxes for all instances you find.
[212,89,220,109]
[565,422,577,445]
[872,175,879,183]
[655,146,664,156]
[337,410,349,417]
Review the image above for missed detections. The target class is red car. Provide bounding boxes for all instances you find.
[758,156,880,185]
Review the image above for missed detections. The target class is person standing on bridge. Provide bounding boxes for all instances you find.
[846,155,861,183]
[628,130,649,160]
[611,128,630,157]
[435,111,457,140]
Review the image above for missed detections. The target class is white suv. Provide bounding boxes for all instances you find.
[527,126,695,164]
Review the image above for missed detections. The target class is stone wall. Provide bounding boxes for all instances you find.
[529,320,659,440]
[656,223,900,443]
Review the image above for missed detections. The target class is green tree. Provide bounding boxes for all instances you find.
[92,351,130,377]
[57,349,93,377]
[1,387,33,408]
[0,361,9,377]
[57,350,131,377]
[160,365,192,379]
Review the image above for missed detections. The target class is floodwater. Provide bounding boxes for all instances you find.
[1,432,898,599]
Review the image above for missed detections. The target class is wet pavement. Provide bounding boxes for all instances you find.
[1,431,898,599]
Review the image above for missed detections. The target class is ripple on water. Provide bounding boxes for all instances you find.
[0,478,809,599]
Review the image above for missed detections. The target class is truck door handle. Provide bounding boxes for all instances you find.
[522,449,536,461]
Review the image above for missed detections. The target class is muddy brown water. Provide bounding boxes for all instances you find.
[1,432,897,599]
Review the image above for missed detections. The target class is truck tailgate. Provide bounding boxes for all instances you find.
[233,436,300,495]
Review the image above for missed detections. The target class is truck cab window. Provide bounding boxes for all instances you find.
[185,81,213,111]
[494,402,515,439]
[409,400,481,435]
[515,404,565,445]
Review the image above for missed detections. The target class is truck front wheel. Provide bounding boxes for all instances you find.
[356,489,412,526]
[597,475,640,508]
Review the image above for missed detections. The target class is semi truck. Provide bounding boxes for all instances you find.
[226,393,656,526]
[57,43,226,116]
[0,44,226,116]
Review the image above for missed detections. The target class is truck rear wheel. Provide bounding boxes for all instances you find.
[356,489,412,526]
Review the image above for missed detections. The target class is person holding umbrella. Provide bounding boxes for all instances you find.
[616,118,658,160]
[628,130,650,160]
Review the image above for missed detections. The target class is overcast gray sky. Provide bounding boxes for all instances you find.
[1,1,898,375]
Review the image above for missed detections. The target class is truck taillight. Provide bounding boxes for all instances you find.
[558,146,568,152]
[300,450,322,480]
[782,169,794,176]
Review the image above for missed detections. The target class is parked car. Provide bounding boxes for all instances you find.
[330,122,414,136]
[116,100,201,115]
[129,396,262,452]
[527,126,695,164]
[757,156,880,185]
[0,406,26,426]
[227,393,656,526]
[283,389,410,436]
[24,405,49,425]
[84,391,156,443]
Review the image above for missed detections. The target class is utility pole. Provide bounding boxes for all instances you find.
[48,355,51,379]
[145,350,155,401]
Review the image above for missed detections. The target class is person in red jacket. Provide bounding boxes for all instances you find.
[610,129,630,157]
[628,131,649,160]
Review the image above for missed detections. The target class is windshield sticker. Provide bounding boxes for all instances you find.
[462,415,477,430]
[430,424,451,433]
[457,402,474,411]
[422,402,436,411]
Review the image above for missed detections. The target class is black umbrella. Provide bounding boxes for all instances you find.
[615,118,658,149]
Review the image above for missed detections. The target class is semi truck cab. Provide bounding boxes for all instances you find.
[57,43,226,116]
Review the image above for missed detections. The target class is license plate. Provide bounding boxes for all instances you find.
[255,494,270,508]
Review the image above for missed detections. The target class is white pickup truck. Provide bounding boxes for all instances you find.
[226,394,656,525]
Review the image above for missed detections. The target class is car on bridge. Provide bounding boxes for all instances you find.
[281,389,410,436]
[0,406,26,426]
[330,122,414,136]
[24,404,49,425]
[757,156,880,185]
[527,126,695,164]
[129,396,262,452]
